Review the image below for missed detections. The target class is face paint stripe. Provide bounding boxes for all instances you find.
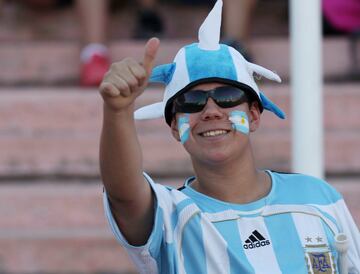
[229,110,249,135]
[178,115,191,144]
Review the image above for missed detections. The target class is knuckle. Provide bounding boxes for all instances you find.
[103,70,111,80]
[99,81,109,90]
[110,62,118,70]
[128,78,138,88]
[123,57,135,64]
[99,86,110,97]
[117,80,128,90]
[101,82,112,93]
[110,61,125,71]
[119,79,130,89]
[129,58,140,67]
[134,67,146,79]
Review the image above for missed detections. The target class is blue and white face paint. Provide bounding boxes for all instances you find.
[178,114,191,144]
[229,110,250,135]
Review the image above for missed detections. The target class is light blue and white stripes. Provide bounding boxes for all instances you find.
[103,171,360,274]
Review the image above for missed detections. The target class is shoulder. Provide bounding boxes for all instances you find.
[144,173,196,212]
[269,171,342,205]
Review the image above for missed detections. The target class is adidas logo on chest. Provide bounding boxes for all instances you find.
[243,230,271,249]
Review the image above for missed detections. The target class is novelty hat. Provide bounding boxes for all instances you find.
[134,0,285,126]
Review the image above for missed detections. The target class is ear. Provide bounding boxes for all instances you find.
[170,117,181,142]
[249,101,261,132]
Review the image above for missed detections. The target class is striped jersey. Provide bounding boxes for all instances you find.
[103,171,360,274]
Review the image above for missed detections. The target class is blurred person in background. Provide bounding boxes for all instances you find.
[5,0,256,84]
[222,0,257,61]
[14,0,164,86]
[322,0,360,78]
[77,0,257,85]
[322,0,360,36]
[77,0,164,86]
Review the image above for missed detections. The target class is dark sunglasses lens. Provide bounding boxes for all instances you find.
[212,87,248,108]
[173,86,249,115]
[174,90,207,113]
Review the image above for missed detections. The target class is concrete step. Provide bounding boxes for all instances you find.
[0,178,358,273]
[0,84,359,178]
[0,182,137,274]
[0,38,357,85]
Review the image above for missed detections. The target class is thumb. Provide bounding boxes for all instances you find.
[143,37,160,78]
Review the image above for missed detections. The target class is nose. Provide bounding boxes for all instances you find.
[200,98,225,121]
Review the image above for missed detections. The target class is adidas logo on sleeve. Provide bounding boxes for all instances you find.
[243,230,271,249]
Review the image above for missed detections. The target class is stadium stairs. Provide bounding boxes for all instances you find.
[0,1,359,273]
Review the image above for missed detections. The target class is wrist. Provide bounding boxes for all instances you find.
[103,103,135,119]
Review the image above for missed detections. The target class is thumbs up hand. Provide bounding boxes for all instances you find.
[99,38,160,113]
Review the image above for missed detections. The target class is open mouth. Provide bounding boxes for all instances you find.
[199,129,231,137]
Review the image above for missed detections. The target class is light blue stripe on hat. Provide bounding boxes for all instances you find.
[185,43,238,83]
[149,63,176,85]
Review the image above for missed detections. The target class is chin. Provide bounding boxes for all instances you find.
[185,137,248,165]
[199,149,234,165]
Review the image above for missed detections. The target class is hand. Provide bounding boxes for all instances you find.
[99,38,160,113]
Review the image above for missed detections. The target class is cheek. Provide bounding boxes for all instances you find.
[230,105,252,120]
[228,110,250,135]
[177,113,200,128]
[177,114,192,144]
[188,114,201,127]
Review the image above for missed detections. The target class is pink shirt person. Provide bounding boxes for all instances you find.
[323,0,360,33]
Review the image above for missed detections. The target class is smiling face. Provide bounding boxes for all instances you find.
[170,82,261,165]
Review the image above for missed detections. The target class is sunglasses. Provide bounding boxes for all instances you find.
[172,86,249,114]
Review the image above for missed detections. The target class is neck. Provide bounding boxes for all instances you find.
[190,144,271,204]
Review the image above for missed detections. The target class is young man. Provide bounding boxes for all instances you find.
[99,1,360,273]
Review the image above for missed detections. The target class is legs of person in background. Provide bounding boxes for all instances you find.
[76,0,110,87]
[350,31,360,80]
[75,0,164,84]
[223,0,257,61]
[134,0,164,39]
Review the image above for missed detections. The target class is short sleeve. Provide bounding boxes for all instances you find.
[102,172,182,273]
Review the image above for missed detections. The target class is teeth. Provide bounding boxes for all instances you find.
[202,130,228,137]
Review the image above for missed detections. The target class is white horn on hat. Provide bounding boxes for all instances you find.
[198,0,223,50]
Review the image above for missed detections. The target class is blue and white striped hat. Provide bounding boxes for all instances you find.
[135,0,285,126]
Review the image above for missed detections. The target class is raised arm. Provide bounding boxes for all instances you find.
[99,38,160,245]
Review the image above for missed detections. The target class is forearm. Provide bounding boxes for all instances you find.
[100,104,145,201]
[99,38,160,245]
